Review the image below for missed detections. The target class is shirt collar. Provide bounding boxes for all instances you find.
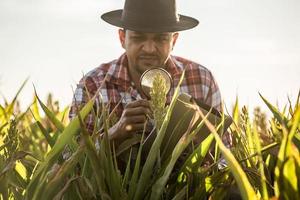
[166,55,184,78]
[106,53,131,89]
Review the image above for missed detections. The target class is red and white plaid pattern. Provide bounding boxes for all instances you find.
[69,53,231,146]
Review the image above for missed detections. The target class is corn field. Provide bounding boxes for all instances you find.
[0,79,299,200]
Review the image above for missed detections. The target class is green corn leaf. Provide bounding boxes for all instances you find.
[238,142,279,164]
[58,106,69,123]
[179,134,214,175]
[210,186,228,200]
[0,151,40,178]
[35,91,65,132]
[122,148,132,190]
[233,96,239,124]
[259,93,289,127]
[199,109,257,200]
[116,135,141,157]
[31,96,41,122]
[0,104,8,124]
[112,142,119,178]
[295,150,300,196]
[78,113,108,199]
[192,169,229,200]
[0,174,9,200]
[36,121,55,148]
[150,104,211,199]
[288,105,300,141]
[293,133,300,150]
[43,145,85,200]
[160,110,193,161]
[81,154,90,178]
[275,106,300,197]
[0,122,8,135]
[35,91,78,152]
[278,106,300,199]
[245,110,256,167]
[282,156,299,200]
[128,133,144,199]
[252,123,268,200]
[170,185,187,200]
[25,97,95,200]
[101,106,124,200]
[52,176,82,200]
[29,108,56,148]
[134,70,185,200]
[294,90,300,113]
[5,78,29,121]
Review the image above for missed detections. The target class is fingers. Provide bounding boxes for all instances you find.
[125,123,146,132]
[121,114,148,132]
[123,99,152,118]
[125,99,150,109]
[125,115,147,123]
[123,107,151,117]
[109,99,153,141]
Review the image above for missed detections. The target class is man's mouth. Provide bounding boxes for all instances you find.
[138,55,158,60]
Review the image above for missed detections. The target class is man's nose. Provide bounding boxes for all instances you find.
[142,40,156,53]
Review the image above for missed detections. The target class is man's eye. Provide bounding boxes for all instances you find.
[156,36,169,42]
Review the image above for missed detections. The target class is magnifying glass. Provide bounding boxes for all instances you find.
[139,68,173,99]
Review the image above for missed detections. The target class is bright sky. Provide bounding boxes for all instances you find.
[0,0,299,114]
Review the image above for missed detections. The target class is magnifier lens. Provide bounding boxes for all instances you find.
[140,68,172,98]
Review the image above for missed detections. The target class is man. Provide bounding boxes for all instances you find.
[69,0,230,148]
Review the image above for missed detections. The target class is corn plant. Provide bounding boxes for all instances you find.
[149,73,168,131]
[0,77,299,200]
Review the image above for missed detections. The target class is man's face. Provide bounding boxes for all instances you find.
[119,29,179,75]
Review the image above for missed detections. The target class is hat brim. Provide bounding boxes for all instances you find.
[101,9,199,33]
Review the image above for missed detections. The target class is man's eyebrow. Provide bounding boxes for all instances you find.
[156,33,172,37]
[157,33,171,36]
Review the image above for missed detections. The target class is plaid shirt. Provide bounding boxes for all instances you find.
[69,53,231,146]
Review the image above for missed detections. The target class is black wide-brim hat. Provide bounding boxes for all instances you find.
[101,0,199,33]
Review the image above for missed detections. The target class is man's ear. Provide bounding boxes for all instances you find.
[118,29,126,49]
[171,32,179,50]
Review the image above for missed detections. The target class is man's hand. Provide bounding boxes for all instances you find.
[108,99,152,142]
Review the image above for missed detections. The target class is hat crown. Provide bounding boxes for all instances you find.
[101,0,198,32]
[122,0,179,25]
